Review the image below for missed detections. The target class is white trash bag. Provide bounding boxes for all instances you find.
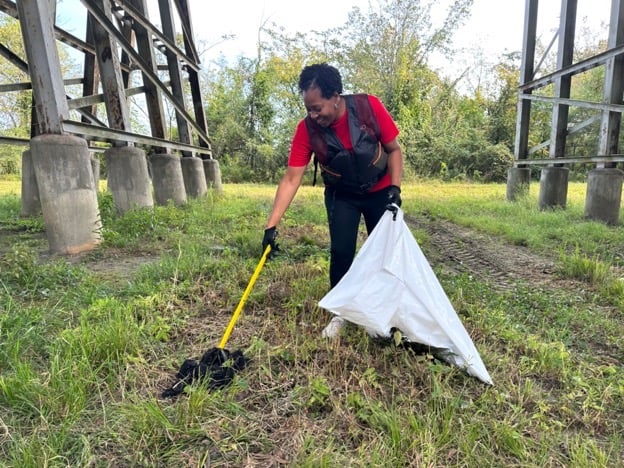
[318,207,493,385]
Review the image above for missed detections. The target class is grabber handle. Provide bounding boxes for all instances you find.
[218,244,271,349]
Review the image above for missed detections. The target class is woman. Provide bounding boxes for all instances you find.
[262,63,404,338]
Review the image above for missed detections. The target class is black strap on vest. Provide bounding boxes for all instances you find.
[307,94,381,188]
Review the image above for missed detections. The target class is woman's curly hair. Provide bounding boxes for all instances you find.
[298,63,343,98]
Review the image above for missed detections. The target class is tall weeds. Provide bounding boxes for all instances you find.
[0,180,622,466]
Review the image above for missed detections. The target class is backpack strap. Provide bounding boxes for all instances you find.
[305,115,335,187]
[350,94,381,141]
[313,156,319,187]
[306,94,381,187]
[308,126,324,187]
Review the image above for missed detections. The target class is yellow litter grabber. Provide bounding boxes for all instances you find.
[161,245,272,398]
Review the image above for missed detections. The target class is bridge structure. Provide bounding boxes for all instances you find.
[4,1,623,256]
[508,0,624,225]
[0,0,221,254]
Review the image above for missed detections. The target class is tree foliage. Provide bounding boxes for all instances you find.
[199,0,614,184]
[0,1,612,182]
[202,0,517,183]
[0,16,30,173]
[0,16,29,138]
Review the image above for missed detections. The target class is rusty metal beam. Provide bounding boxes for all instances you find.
[514,0,538,163]
[80,0,211,148]
[128,0,166,147]
[81,13,99,128]
[176,0,210,154]
[548,0,577,161]
[514,155,624,166]
[62,119,209,154]
[16,0,69,135]
[90,0,132,139]
[522,94,624,113]
[114,0,199,72]
[158,0,192,156]
[2,0,211,156]
[519,43,624,92]
[598,0,624,168]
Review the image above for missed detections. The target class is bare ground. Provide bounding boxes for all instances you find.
[0,212,566,290]
[403,213,559,290]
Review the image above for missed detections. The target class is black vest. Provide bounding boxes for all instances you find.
[305,94,388,194]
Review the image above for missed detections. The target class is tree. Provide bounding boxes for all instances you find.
[486,52,521,151]
[0,16,31,174]
[200,0,522,183]
[203,55,294,183]
[202,22,335,183]
[0,16,30,138]
[331,0,473,114]
[332,0,515,180]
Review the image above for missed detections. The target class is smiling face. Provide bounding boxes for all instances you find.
[303,86,342,128]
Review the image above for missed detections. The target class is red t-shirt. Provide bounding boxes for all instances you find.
[288,94,399,192]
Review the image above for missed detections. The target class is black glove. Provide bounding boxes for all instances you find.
[387,185,402,207]
[262,226,279,259]
[386,185,401,220]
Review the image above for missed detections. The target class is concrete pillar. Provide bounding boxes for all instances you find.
[506,167,531,201]
[203,158,223,194]
[538,166,569,209]
[20,149,41,217]
[181,156,207,198]
[106,146,153,214]
[150,153,187,206]
[30,134,101,254]
[91,154,100,190]
[584,168,623,225]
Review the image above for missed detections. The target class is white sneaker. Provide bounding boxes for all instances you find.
[321,317,346,338]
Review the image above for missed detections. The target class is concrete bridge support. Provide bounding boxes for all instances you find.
[506,167,531,201]
[181,156,208,198]
[30,134,101,254]
[20,150,41,217]
[150,153,187,206]
[203,158,223,194]
[584,168,623,225]
[91,155,100,189]
[106,146,154,214]
[538,166,569,209]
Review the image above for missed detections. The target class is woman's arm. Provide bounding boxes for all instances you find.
[265,165,308,228]
[383,138,403,187]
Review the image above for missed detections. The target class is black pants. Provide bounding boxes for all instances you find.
[324,186,391,288]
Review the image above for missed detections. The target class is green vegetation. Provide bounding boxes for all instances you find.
[2,1,620,464]
[1,1,610,185]
[199,0,608,186]
[1,179,622,466]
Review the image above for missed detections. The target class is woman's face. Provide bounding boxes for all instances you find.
[302,86,340,128]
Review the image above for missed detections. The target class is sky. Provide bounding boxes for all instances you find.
[184,0,611,75]
[56,0,612,79]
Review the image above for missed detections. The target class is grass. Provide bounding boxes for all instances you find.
[0,176,623,466]
[404,180,621,253]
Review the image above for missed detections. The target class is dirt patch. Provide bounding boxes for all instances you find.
[406,213,623,367]
[1,213,584,294]
[404,213,560,290]
[4,208,607,303]
[71,249,159,279]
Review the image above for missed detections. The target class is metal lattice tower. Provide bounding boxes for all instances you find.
[0,0,221,253]
[508,0,624,224]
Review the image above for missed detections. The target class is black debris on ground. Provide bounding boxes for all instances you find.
[371,328,448,362]
[161,347,248,398]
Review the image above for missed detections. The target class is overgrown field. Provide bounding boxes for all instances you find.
[0,178,623,467]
